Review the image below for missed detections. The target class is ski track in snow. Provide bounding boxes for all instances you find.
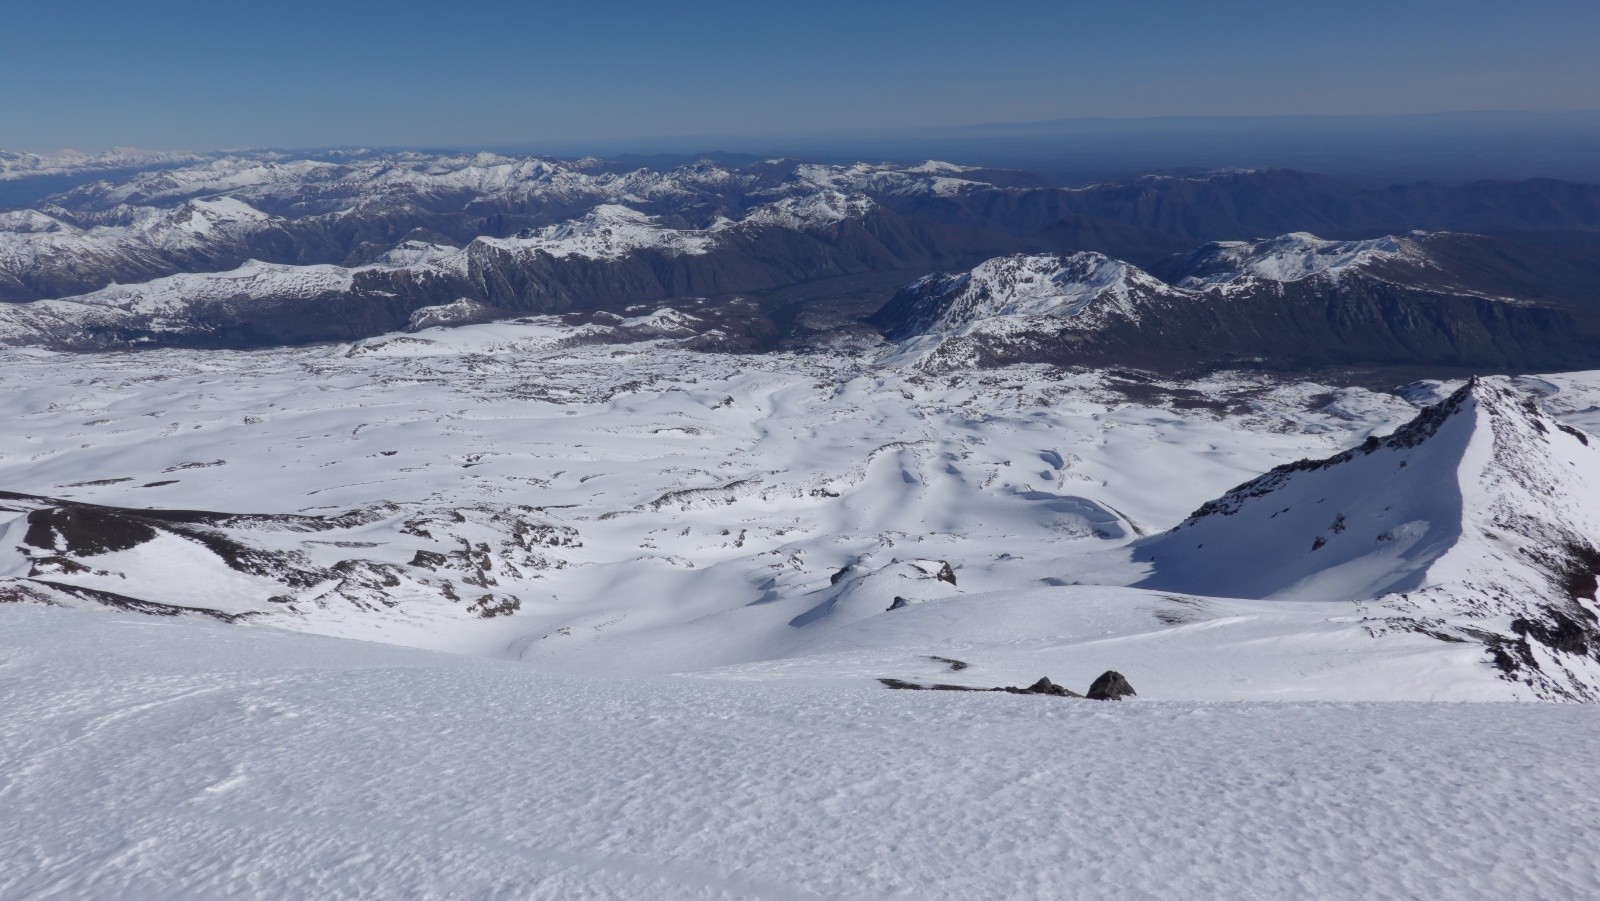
[2,605,1599,901]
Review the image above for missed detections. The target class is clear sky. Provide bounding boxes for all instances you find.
[3,0,1598,152]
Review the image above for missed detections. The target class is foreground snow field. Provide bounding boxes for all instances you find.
[4,605,1599,900]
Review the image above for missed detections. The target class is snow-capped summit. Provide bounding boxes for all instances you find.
[875,252,1166,342]
[869,252,1185,369]
[1176,232,1429,291]
[1137,377,1600,699]
[155,196,273,238]
[730,190,874,230]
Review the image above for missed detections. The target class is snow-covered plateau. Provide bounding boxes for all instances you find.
[4,305,1600,895]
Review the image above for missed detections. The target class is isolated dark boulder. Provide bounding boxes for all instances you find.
[1086,670,1136,700]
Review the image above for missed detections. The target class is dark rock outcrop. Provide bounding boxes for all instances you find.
[1086,671,1137,700]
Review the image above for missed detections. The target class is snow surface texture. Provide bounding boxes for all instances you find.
[3,604,1598,900]
[5,321,1600,897]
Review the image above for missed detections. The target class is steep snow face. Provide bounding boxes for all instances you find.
[1138,377,1600,699]
[1179,232,1429,291]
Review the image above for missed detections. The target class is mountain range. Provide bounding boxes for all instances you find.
[4,150,1600,375]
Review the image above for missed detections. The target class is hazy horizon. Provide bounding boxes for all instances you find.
[4,0,1598,153]
[10,109,1600,186]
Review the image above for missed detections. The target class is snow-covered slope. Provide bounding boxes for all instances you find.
[0,197,294,302]
[7,315,1600,699]
[874,252,1173,367]
[1138,377,1600,698]
[7,603,1599,900]
[898,252,1159,334]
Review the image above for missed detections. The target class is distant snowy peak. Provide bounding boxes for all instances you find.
[0,195,280,262]
[0,209,81,235]
[1139,377,1600,699]
[0,259,365,347]
[0,147,207,181]
[483,192,876,261]
[162,196,273,233]
[487,204,715,261]
[877,252,1169,342]
[731,190,875,230]
[1177,232,1430,290]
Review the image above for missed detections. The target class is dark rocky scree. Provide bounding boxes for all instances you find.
[879,671,1135,700]
[0,490,562,621]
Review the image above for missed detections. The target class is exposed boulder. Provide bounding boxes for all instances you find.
[1087,670,1137,700]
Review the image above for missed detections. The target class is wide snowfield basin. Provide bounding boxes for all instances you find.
[4,605,1598,901]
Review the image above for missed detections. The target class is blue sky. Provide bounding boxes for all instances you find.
[2,0,1597,152]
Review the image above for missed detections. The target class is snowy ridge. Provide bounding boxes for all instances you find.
[923,253,1158,335]
[0,147,206,181]
[877,252,1176,368]
[1178,232,1431,291]
[0,197,286,287]
[35,151,997,215]
[0,188,887,347]
[1139,377,1600,699]
[726,190,875,230]
[0,259,359,344]
[481,204,717,260]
